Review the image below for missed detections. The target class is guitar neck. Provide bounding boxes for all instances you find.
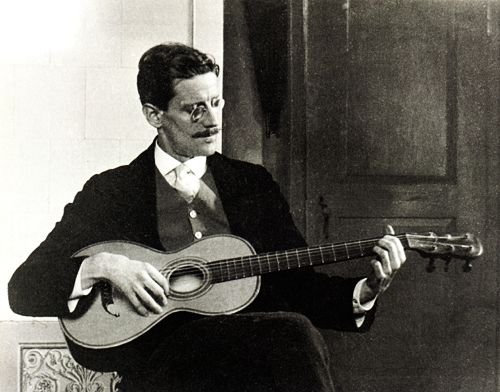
[208,234,410,284]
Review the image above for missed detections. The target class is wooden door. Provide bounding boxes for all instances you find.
[288,1,500,391]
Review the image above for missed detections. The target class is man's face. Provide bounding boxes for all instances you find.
[156,72,222,161]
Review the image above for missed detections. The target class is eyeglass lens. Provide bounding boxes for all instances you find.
[191,98,225,122]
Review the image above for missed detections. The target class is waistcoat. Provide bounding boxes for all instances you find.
[155,167,231,251]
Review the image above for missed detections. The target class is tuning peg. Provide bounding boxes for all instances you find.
[443,256,452,272]
[463,259,473,272]
[426,258,436,273]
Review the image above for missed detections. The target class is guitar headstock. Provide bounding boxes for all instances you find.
[406,232,483,272]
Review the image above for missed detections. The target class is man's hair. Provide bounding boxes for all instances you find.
[137,42,220,110]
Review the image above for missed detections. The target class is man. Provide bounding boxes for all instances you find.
[8,43,406,392]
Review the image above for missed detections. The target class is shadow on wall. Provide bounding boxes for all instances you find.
[223,0,289,164]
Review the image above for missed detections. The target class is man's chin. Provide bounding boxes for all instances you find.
[196,144,217,157]
[202,135,218,144]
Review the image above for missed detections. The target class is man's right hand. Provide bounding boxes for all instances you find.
[80,252,169,317]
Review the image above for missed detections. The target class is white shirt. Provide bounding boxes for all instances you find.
[154,143,207,180]
[69,143,376,325]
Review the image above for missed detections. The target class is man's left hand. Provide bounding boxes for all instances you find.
[360,225,407,303]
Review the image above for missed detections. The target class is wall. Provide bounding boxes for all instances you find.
[0,1,223,390]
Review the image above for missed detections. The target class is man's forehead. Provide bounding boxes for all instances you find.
[172,72,219,104]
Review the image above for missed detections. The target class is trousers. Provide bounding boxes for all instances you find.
[117,312,336,392]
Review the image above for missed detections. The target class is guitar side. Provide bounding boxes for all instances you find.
[60,235,260,349]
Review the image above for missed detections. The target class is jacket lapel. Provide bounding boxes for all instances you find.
[126,141,164,250]
[207,153,263,246]
[207,153,241,231]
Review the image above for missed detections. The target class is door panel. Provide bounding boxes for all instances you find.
[346,1,451,179]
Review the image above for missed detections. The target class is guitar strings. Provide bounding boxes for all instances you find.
[165,236,407,280]
[167,235,467,279]
[164,235,471,281]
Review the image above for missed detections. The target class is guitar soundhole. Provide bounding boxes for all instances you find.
[166,261,210,299]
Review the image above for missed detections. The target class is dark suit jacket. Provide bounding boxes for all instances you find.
[8,141,373,369]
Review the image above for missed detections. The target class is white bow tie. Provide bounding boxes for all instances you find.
[166,164,200,203]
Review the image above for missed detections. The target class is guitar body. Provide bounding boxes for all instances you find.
[60,235,260,353]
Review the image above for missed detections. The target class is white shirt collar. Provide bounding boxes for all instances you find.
[154,141,207,179]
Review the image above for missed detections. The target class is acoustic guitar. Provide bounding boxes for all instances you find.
[60,232,482,368]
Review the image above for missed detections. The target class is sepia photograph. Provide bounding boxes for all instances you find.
[0,0,499,391]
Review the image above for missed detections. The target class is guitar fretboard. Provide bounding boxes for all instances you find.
[207,235,410,284]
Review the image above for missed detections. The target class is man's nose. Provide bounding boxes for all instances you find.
[201,105,220,127]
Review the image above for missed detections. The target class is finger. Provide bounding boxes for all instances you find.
[135,286,164,314]
[382,226,406,265]
[146,263,170,296]
[370,259,393,293]
[373,245,392,275]
[392,236,406,264]
[379,237,402,271]
[387,235,406,265]
[370,259,387,280]
[128,294,150,317]
[143,276,168,307]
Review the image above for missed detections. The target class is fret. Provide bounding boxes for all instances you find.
[274,253,279,272]
[358,241,364,257]
[265,254,271,273]
[248,256,254,277]
[219,261,225,282]
[285,252,290,269]
[332,245,337,261]
[344,242,350,259]
[256,255,263,274]
[277,255,281,272]
[225,259,231,280]
[274,253,281,272]
[307,248,312,266]
[240,256,246,278]
[319,246,325,264]
[231,259,238,279]
[296,249,301,267]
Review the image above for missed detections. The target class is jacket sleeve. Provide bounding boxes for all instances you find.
[8,175,116,317]
[242,165,376,332]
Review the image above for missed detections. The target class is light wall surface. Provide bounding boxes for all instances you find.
[0,0,223,321]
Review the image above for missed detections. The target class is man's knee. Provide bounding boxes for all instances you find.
[270,312,324,341]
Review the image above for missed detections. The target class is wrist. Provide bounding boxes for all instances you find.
[80,253,110,290]
[359,279,378,304]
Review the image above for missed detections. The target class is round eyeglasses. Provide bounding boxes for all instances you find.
[189,98,225,123]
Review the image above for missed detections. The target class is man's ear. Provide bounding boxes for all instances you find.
[142,104,164,128]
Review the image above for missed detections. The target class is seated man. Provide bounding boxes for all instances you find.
[8,43,406,392]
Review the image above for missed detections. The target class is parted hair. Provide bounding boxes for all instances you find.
[137,42,220,110]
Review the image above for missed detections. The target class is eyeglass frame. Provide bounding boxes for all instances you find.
[188,97,225,123]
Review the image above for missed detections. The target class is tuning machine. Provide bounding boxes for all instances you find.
[462,259,473,272]
[443,255,452,272]
[426,258,436,273]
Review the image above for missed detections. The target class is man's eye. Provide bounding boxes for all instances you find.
[187,104,202,113]
[212,98,225,108]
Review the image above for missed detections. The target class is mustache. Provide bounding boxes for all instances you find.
[192,128,221,139]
